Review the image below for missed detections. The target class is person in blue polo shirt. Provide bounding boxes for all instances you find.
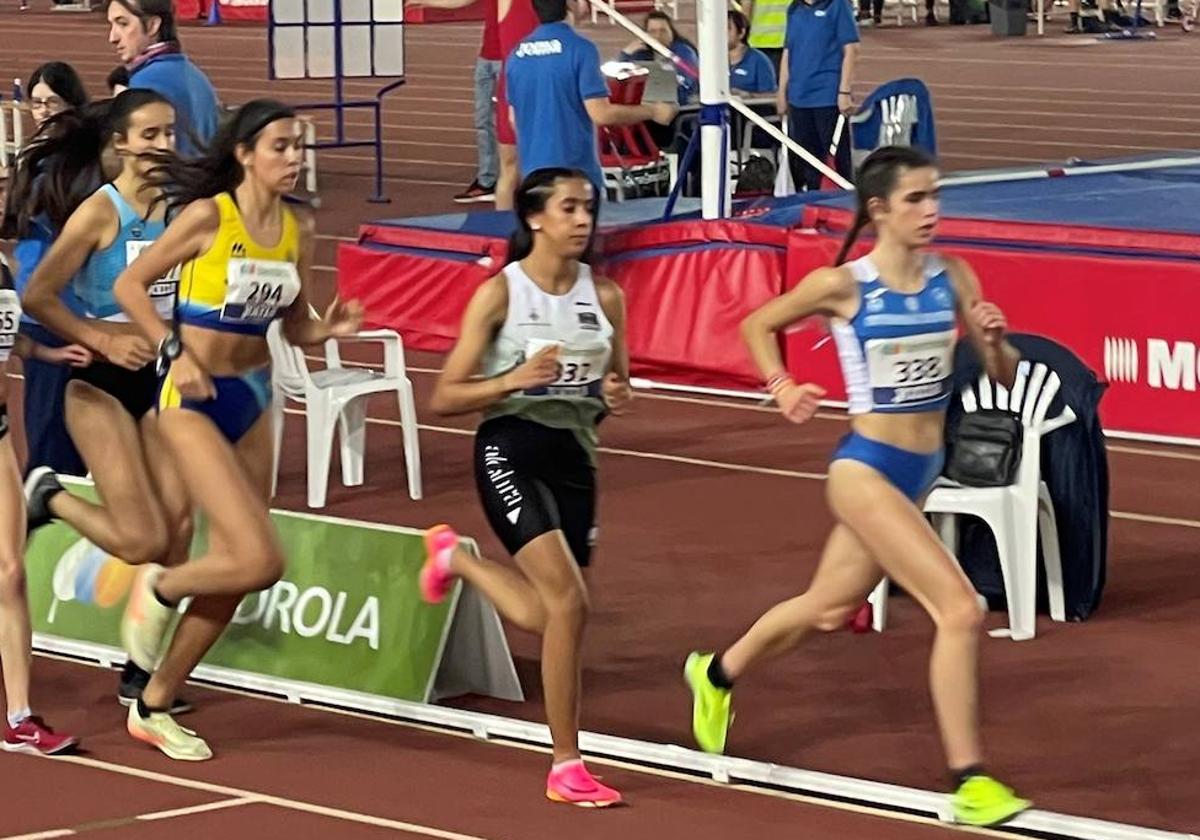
[505,0,677,199]
[778,0,858,191]
[729,9,777,95]
[106,0,219,156]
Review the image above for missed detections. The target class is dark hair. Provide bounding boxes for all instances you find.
[107,65,131,92]
[531,0,567,23]
[146,99,297,216]
[728,9,750,44]
[645,11,697,52]
[106,0,179,44]
[506,168,597,264]
[27,62,89,111]
[0,89,172,239]
[834,145,937,265]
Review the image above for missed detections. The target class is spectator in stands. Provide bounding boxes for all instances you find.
[28,63,89,132]
[858,0,938,25]
[728,9,777,95]
[740,0,788,72]
[617,11,699,105]
[778,0,858,191]
[107,65,131,96]
[495,0,542,210]
[506,0,677,199]
[106,0,220,155]
[408,0,502,203]
[1,62,92,478]
[1064,0,1120,31]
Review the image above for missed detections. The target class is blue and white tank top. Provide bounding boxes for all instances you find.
[831,254,958,415]
[73,184,176,322]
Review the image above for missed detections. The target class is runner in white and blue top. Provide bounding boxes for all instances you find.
[421,169,632,808]
[685,147,1033,829]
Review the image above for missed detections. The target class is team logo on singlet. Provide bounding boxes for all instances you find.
[231,242,247,258]
[905,296,920,312]
[577,311,599,329]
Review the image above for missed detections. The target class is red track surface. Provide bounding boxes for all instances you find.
[3,7,1200,839]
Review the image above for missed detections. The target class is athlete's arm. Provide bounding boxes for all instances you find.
[742,266,856,423]
[281,211,363,346]
[596,277,632,414]
[114,198,218,348]
[11,335,92,367]
[22,194,114,355]
[945,255,1020,388]
[429,275,557,416]
[741,265,856,381]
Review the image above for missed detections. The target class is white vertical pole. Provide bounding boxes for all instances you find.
[696,0,729,220]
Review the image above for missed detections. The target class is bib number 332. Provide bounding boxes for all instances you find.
[221,259,301,325]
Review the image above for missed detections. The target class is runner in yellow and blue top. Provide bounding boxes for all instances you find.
[421,169,633,807]
[110,99,363,761]
[22,90,195,717]
[685,147,1032,828]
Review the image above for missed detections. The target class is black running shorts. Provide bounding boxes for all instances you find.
[474,415,597,567]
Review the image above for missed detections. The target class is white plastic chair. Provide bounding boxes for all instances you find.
[268,320,422,508]
[869,361,1075,641]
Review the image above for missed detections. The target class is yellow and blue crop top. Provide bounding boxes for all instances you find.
[176,192,302,337]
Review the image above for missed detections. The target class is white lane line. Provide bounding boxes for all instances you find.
[13,754,495,840]
[135,796,260,821]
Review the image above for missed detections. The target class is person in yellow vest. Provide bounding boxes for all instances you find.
[741,0,789,72]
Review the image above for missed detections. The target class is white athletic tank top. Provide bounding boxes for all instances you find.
[481,261,614,458]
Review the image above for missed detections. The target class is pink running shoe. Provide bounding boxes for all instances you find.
[420,524,459,604]
[3,716,78,755]
[546,760,623,808]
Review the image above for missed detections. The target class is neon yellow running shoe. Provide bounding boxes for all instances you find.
[127,702,212,762]
[952,774,1031,826]
[683,651,733,754]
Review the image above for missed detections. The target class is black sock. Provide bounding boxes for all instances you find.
[706,654,735,689]
[121,660,149,681]
[136,697,167,717]
[1070,10,1080,23]
[952,764,985,788]
[152,585,178,609]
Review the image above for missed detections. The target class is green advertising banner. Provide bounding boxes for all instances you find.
[25,482,477,703]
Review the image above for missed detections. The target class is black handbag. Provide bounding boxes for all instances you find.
[944,409,1023,487]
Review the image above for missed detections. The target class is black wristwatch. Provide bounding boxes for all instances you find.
[156,330,183,376]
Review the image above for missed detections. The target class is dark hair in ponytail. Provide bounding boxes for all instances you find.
[505,168,598,264]
[146,99,297,217]
[834,145,937,266]
[0,88,171,239]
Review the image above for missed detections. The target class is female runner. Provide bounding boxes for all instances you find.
[684,146,1031,827]
[22,90,194,713]
[112,99,362,760]
[0,253,79,755]
[422,168,633,807]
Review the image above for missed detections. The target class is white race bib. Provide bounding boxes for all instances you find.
[220,258,301,325]
[523,338,606,398]
[0,289,22,363]
[865,329,955,407]
[125,239,177,319]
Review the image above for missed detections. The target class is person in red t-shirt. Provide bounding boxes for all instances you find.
[493,0,540,210]
[408,0,505,203]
